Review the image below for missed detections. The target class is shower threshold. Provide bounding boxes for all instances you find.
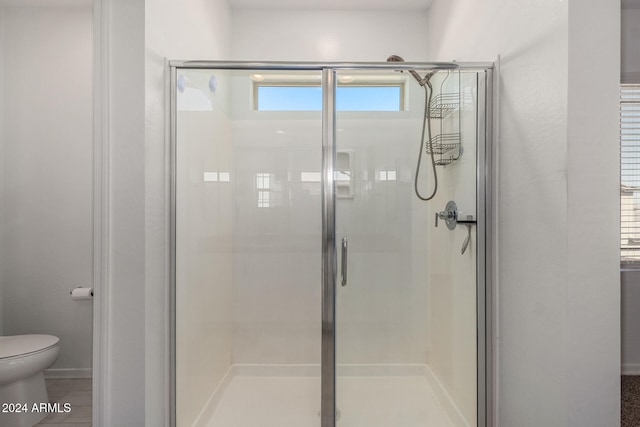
[200,365,460,427]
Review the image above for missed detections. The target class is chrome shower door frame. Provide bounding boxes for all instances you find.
[168,61,494,427]
[478,66,494,427]
[320,68,337,427]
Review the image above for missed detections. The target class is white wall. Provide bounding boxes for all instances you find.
[566,3,619,425]
[429,1,620,426]
[231,9,429,61]
[106,0,146,421]
[145,1,231,426]
[0,1,93,374]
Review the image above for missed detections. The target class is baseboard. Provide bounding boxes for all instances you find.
[622,364,640,375]
[44,368,92,379]
[424,365,471,427]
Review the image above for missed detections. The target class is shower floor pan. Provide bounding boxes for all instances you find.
[203,370,458,427]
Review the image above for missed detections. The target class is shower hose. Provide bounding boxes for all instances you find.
[415,82,438,201]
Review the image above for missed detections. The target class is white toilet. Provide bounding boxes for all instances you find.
[0,335,60,427]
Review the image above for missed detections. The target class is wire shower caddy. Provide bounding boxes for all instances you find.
[425,71,464,166]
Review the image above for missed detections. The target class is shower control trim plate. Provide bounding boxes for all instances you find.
[435,200,477,230]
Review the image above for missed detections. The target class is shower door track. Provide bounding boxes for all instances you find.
[168,60,494,427]
[169,60,493,71]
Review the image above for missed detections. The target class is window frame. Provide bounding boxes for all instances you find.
[621,84,640,266]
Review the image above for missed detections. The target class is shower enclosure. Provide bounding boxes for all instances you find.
[169,61,493,427]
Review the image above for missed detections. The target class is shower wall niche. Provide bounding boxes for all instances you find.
[172,64,490,427]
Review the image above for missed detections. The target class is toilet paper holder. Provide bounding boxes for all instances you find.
[69,287,94,300]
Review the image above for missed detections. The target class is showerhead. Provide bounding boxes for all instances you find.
[386,55,405,62]
[386,55,437,88]
[386,55,425,86]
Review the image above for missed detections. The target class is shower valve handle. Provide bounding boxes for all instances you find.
[435,200,459,230]
[341,237,348,287]
[435,209,456,228]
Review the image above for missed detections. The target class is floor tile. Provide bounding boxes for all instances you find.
[55,391,92,406]
[35,379,93,426]
[64,404,92,423]
[38,410,70,424]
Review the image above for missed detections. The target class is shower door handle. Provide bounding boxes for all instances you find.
[341,237,348,287]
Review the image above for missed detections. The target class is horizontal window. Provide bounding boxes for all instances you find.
[337,86,401,111]
[253,77,405,112]
[257,85,322,111]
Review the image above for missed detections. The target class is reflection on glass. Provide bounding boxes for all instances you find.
[378,170,397,181]
[256,173,271,208]
[203,171,231,182]
[204,172,218,182]
[256,172,271,189]
[301,171,321,182]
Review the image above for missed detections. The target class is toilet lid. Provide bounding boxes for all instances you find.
[0,335,59,359]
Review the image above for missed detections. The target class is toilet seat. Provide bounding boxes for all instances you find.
[0,335,60,359]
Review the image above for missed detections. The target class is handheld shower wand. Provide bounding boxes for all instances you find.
[386,55,439,201]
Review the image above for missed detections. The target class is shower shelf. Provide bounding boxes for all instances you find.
[428,92,459,119]
[428,92,475,119]
[426,133,462,166]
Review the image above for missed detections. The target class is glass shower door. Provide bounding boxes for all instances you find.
[173,68,324,427]
[332,69,482,427]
